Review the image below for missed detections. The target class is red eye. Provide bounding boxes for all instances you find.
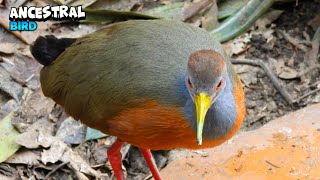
[188,78,193,89]
[216,80,222,90]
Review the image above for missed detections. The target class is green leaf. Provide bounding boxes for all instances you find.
[218,0,247,20]
[211,0,274,42]
[0,112,21,163]
[85,127,107,141]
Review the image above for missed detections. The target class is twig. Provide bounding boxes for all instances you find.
[231,58,294,104]
[296,65,320,78]
[143,173,153,180]
[0,17,29,45]
[44,162,69,179]
[277,30,309,52]
[294,88,320,103]
[176,0,213,21]
[24,74,35,83]
[265,160,280,168]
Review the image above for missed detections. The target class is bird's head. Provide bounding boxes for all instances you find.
[186,49,227,145]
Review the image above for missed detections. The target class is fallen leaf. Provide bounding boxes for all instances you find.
[5,150,40,166]
[269,57,298,79]
[0,99,19,119]
[176,0,213,22]
[278,66,298,79]
[0,112,21,163]
[0,43,15,54]
[16,118,103,179]
[12,89,55,129]
[16,118,54,148]
[41,141,67,164]
[4,53,42,89]
[0,174,13,180]
[234,64,260,86]
[201,0,218,31]
[0,66,24,102]
[225,33,252,55]
[86,127,108,141]
[92,144,108,164]
[268,57,283,75]
[56,117,86,144]
[61,146,103,179]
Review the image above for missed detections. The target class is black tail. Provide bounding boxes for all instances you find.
[30,35,76,66]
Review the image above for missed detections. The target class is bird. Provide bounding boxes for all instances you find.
[30,19,246,180]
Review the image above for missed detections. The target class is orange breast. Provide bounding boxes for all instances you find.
[101,78,245,150]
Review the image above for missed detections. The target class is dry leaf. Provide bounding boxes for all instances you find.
[16,118,103,179]
[234,64,260,86]
[56,117,86,144]
[41,141,66,164]
[4,53,42,88]
[16,118,54,148]
[0,43,15,54]
[278,66,298,79]
[225,33,252,56]
[12,89,55,130]
[6,150,40,166]
[0,66,24,102]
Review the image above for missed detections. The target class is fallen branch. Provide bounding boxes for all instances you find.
[0,17,29,45]
[231,58,320,104]
[231,58,294,104]
[294,88,320,103]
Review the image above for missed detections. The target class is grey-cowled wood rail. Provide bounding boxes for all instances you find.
[30,20,245,180]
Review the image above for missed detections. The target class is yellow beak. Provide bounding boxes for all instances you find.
[194,92,212,145]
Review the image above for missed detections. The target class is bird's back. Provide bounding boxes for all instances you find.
[39,20,228,129]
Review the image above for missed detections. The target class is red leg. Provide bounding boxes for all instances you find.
[139,148,162,180]
[107,139,124,180]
